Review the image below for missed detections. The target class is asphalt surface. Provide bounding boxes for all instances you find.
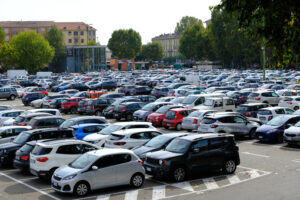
[0,97,299,200]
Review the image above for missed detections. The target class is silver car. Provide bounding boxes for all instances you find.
[182,110,217,132]
[52,148,145,196]
[284,121,300,145]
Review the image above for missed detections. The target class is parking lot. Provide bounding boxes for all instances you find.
[0,97,299,200]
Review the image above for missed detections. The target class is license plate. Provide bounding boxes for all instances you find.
[167,123,172,126]
[53,181,59,187]
[258,136,263,139]
[146,167,152,172]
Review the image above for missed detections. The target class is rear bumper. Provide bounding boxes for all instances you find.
[13,159,29,170]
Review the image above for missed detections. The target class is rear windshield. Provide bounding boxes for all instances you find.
[108,134,125,140]
[249,93,259,97]
[156,106,171,114]
[32,145,52,155]
[165,111,176,120]
[15,116,25,123]
[182,96,198,105]
[258,110,272,115]
[201,118,216,124]
[19,144,34,153]
[236,106,250,111]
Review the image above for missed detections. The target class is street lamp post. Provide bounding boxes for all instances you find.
[86,24,93,73]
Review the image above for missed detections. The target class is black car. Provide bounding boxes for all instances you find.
[22,92,46,106]
[114,102,145,121]
[28,116,65,129]
[85,98,115,116]
[0,128,73,167]
[72,83,89,91]
[49,98,68,109]
[227,91,251,106]
[102,97,141,118]
[130,86,152,95]
[133,133,187,161]
[100,81,117,91]
[144,133,240,181]
[236,103,269,117]
[19,80,38,87]
[135,95,157,104]
[77,99,90,115]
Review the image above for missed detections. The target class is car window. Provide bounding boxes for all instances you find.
[80,144,97,153]
[191,139,208,151]
[275,109,285,114]
[112,154,131,165]
[126,125,149,129]
[150,131,161,138]
[271,92,279,97]
[57,144,82,154]
[233,116,246,123]
[285,109,294,114]
[83,126,99,133]
[94,155,114,168]
[209,138,224,149]
[218,116,235,123]
[130,132,150,139]
[226,99,234,105]
[286,117,300,125]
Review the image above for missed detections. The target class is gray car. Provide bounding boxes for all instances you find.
[0,87,18,100]
[182,110,217,132]
[133,102,171,121]
[52,148,145,196]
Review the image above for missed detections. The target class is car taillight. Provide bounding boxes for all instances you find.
[33,126,39,129]
[287,102,293,105]
[48,100,52,102]
[210,124,218,128]
[193,119,198,124]
[83,104,87,107]
[37,157,48,162]
[245,112,251,116]
[114,142,126,146]
[18,123,26,126]
[239,96,244,99]
[268,116,273,120]
[255,98,261,101]
[122,106,126,112]
[20,155,29,161]
[138,159,144,166]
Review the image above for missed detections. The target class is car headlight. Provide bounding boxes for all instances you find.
[267,129,277,134]
[62,174,77,180]
[159,160,167,165]
[0,149,7,154]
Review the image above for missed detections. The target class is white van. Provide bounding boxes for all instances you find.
[194,97,235,112]
[181,93,226,109]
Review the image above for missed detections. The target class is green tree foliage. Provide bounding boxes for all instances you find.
[0,43,15,71]
[45,25,66,72]
[0,26,5,44]
[108,29,142,59]
[219,0,299,67]
[87,39,100,46]
[179,22,206,60]
[175,16,202,34]
[140,42,164,61]
[10,31,54,73]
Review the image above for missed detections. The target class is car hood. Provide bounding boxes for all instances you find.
[257,124,281,132]
[54,165,82,178]
[146,150,183,160]
[0,142,20,150]
[133,146,158,158]
[83,133,108,141]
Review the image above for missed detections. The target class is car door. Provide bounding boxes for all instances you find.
[233,116,250,134]
[207,138,226,167]
[110,154,133,185]
[55,144,82,166]
[188,139,210,171]
[271,92,280,104]
[0,88,4,98]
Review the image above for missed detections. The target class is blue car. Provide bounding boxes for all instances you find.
[72,123,108,140]
[58,83,72,92]
[255,115,300,142]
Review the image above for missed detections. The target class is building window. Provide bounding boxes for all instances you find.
[78,26,81,29]
[41,28,45,32]
[68,31,72,36]
[63,26,66,30]
[92,31,95,36]
[74,31,78,36]
[4,28,9,33]
[68,39,72,43]
[80,31,84,36]
[74,39,78,44]
[81,39,84,43]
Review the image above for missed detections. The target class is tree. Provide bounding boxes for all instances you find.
[219,0,299,67]
[10,31,54,73]
[87,39,100,46]
[108,29,142,59]
[175,16,202,34]
[179,22,206,60]
[140,42,164,61]
[0,27,5,44]
[0,43,15,71]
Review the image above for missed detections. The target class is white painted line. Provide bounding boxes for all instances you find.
[202,178,219,190]
[40,187,53,191]
[248,170,260,178]
[227,175,240,184]
[152,185,165,200]
[171,182,194,192]
[124,190,138,200]
[0,172,60,200]
[292,159,300,163]
[96,194,110,200]
[242,151,270,158]
[20,177,39,181]
[0,169,19,173]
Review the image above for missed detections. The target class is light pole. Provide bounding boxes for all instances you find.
[86,24,93,73]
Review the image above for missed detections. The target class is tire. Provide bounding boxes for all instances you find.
[73,181,90,196]
[248,129,256,139]
[175,123,182,131]
[130,173,144,188]
[172,167,186,182]
[187,129,192,132]
[294,106,299,110]
[116,117,121,121]
[9,95,16,100]
[263,101,269,105]
[126,114,133,121]
[95,111,102,116]
[222,160,237,174]
[164,126,169,129]
[70,107,77,114]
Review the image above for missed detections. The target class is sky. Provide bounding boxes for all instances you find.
[0,0,221,45]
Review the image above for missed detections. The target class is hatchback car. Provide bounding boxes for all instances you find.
[284,121,300,145]
[114,102,145,121]
[247,91,280,106]
[182,110,217,132]
[52,149,145,196]
[236,103,269,117]
[162,108,192,131]
[257,107,294,124]
[0,87,18,100]
[22,92,46,106]
[146,105,184,126]
[144,133,240,181]
[72,124,108,140]
[278,96,300,110]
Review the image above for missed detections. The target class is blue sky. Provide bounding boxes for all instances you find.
[0,0,220,44]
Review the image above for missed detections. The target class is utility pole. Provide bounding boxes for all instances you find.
[86,25,89,73]
[262,16,266,80]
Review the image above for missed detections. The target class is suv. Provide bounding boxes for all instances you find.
[114,102,145,121]
[85,98,115,116]
[14,112,52,126]
[99,81,117,91]
[0,126,31,145]
[0,87,18,100]
[59,116,108,129]
[22,92,46,106]
[30,139,99,179]
[0,128,73,167]
[144,133,240,181]
[151,87,169,98]
[236,103,269,117]
[61,97,86,114]
[247,91,280,106]
[147,105,184,126]
[28,116,65,129]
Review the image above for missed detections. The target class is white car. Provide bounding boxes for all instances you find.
[194,97,235,112]
[83,122,156,147]
[105,128,161,149]
[25,109,62,117]
[0,110,24,126]
[278,96,300,111]
[247,91,280,106]
[10,85,25,97]
[257,107,294,124]
[30,139,99,179]
[30,99,44,108]
[0,126,31,144]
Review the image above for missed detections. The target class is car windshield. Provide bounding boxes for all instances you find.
[165,138,190,153]
[60,120,75,129]
[19,143,34,153]
[145,135,171,148]
[69,153,98,169]
[100,125,122,135]
[156,106,171,114]
[15,116,25,123]
[182,96,198,105]
[267,116,289,126]
[13,132,30,144]
[111,99,122,106]
[170,98,183,104]
[142,103,156,111]
[236,106,249,111]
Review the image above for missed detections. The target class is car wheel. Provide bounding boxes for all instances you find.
[96,111,101,116]
[223,160,236,174]
[248,129,256,139]
[294,106,299,110]
[164,126,169,129]
[70,107,77,114]
[172,167,186,182]
[9,95,16,100]
[130,173,144,188]
[176,123,182,131]
[40,103,43,108]
[126,114,133,121]
[116,117,121,121]
[74,181,90,196]
[187,129,192,132]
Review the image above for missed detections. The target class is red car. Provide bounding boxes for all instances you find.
[162,108,192,131]
[22,87,48,97]
[147,105,183,126]
[60,97,86,114]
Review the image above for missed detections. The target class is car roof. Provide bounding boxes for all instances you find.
[22,128,72,134]
[87,148,133,157]
[240,103,268,106]
[159,132,188,138]
[0,109,23,114]
[113,122,152,126]
[31,116,62,120]
[0,126,31,130]
[112,128,158,135]
[72,123,107,128]
[169,108,191,112]
[180,133,232,141]
[37,139,91,147]
[21,112,52,117]
[260,106,287,111]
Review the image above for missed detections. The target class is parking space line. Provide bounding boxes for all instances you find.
[0,172,60,200]
[248,170,260,179]
[19,177,39,181]
[242,151,270,158]
[0,169,19,173]
[96,194,110,200]
[227,175,240,184]
[292,159,300,163]
[202,178,219,190]
[124,190,138,200]
[152,185,165,200]
[171,182,194,192]
[40,187,53,191]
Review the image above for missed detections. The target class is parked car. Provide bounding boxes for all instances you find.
[144,133,240,181]
[85,98,115,116]
[194,97,235,112]
[283,121,300,145]
[257,107,294,124]
[132,133,188,161]
[278,96,300,110]
[0,110,24,126]
[60,97,86,114]
[13,112,52,126]
[118,85,135,95]
[247,91,280,106]
[28,116,65,129]
[72,124,108,140]
[30,139,99,179]
[114,102,145,121]
[25,108,62,117]
[133,102,171,121]
[49,98,68,110]
[59,116,108,129]
[105,128,161,149]
[255,115,300,143]
[22,87,48,97]
[147,105,184,126]
[151,87,169,98]
[58,89,79,96]
[0,87,18,100]
[236,103,269,118]
[0,105,12,111]
[52,149,145,196]
[22,92,46,106]
[182,110,217,132]
[102,97,140,118]
[0,126,31,145]
[162,108,192,131]
[42,94,70,108]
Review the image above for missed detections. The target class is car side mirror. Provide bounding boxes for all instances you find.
[286,124,292,128]
[192,148,200,153]
[91,166,98,170]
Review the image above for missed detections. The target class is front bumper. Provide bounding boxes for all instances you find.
[284,134,300,144]
[255,131,280,142]
[30,168,51,178]
[144,163,171,178]
[51,176,76,194]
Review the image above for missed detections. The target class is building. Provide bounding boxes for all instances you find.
[0,21,96,46]
[152,33,181,58]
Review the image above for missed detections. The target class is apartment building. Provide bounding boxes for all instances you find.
[152,33,181,58]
